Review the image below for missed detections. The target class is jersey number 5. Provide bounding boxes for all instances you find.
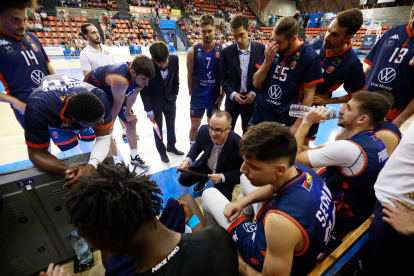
[389,47,408,64]
[273,65,289,81]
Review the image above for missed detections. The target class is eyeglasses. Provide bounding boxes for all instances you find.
[208,125,231,135]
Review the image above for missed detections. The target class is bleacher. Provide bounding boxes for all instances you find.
[56,1,118,10]
[33,15,88,47]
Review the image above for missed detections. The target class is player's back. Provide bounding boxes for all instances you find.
[0,32,50,103]
[192,43,222,109]
[374,118,402,142]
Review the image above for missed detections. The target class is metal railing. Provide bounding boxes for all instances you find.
[174,22,187,48]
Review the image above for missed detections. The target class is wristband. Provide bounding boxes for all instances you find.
[187,215,200,230]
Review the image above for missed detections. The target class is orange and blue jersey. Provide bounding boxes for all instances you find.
[309,38,365,97]
[24,74,113,151]
[84,62,138,106]
[326,131,387,234]
[364,24,414,120]
[374,118,402,143]
[227,163,335,275]
[192,42,222,109]
[255,40,324,114]
[0,31,50,103]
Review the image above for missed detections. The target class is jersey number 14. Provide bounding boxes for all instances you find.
[21,50,39,66]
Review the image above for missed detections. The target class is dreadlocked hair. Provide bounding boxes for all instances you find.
[64,163,164,242]
[66,91,105,122]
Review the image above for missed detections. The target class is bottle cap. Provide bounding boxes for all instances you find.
[71,230,78,236]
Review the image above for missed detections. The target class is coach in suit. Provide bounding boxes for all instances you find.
[141,41,184,163]
[177,111,244,201]
[220,14,266,134]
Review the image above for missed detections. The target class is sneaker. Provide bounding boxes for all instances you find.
[193,179,208,193]
[130,155,150,169]
[115,162,122,167]
[167,147,185,155]
[160,154,169,163]
[122,133,127,140]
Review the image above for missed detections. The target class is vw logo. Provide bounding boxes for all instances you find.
[31,70,45,84]
[268,84,282,100]
[378,68,396,84]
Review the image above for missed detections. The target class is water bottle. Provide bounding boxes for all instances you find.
[71,230,93,265]
[289,104,340,122]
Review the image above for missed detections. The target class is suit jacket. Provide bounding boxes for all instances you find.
[140,55,179,112]
[220,41,266,109]
[187,125,244,185]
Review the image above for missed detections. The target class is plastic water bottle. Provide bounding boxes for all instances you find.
[71,230,93,264]
[289,104,340,122]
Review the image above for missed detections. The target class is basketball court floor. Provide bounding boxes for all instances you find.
[0,52,412,275]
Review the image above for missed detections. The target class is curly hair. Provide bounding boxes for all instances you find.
[130,54,156,79]
[66,91,105,123]
[64,163,164,242]
[240,122,297,166]
[0,0,36,11]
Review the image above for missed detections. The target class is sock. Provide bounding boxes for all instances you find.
[190,141,195,147]
[131,149,138,157]
[113,155,121,164]
[122,129,126,135]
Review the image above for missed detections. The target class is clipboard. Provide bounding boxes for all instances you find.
[178,169,209,178]
[152,120,162,139]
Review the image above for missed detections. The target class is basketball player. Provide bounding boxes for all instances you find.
[186,14,225,147]
[84,55,155,169]
[24,74,112,188]
[0,0,56,129]
[251,11,323,136]
[363,6,414,127]
[307,8,366,142]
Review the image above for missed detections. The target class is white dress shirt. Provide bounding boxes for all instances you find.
[80,44,115,72]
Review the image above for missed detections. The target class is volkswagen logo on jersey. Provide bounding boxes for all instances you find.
[378,68,396,84]
[31,70,45,84]
[268,84,282,100]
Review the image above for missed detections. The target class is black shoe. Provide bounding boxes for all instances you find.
[167,147,184,155]
[122,133,127,140]
[131,155,150,169]
[193,179,208,193]
[115,162,122,167]
[160,154,169,163]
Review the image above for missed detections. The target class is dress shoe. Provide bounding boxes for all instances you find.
[193,179,208,193]
[160,154,170,163]
[167,147,184,155]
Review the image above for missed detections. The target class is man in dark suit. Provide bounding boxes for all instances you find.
[220,14,266,134]
[177,110,244,201]
[141,41,184,163]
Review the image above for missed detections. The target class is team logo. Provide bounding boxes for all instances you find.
[378,68,396,84]
[242,222,257,233]
[52,132,59,138]
[232,232,238,242]
[390,34,399,40]
[5,46,16,55]
[207,71,212,79]
[315,49,321,55]
[268,84,282,100]
[215,46,220,51]
[104,50,109,55]
[387,40,394,47]
[31,70,45,84]
[326,66,335,74]
[215,51,220,58]
[31,43,38,52]
[60,96,66,102]
[290,61,297,69]
[60,122,72,128]
[302,173,313,192]
[191,109,194,115]
[292,52,300,59]
[367,37,373,41]
[0,39,11,46]
[25,35,32,42]
[332,58,342,66]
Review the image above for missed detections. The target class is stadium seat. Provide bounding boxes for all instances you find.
[65,27,71,32]
[82,18,88,22]
[52,33,59,38]
[57,22,63,27]
[77,22,83,27]
[72,28,78,32]
[71,22,77,27]
[46,38,53,44]
[39,38,45,44]
[64,22,70,27]
[45,33,51,38]
[120,20,125,24]
[59,33,66,38]
[36,32,44,38]
[51,27,57,32]
[58,27,64,32]
[67,33,73,38]
[76,17,82,22]
[49,16,55,21]
[115,19,120,24]
[50,21,56,26]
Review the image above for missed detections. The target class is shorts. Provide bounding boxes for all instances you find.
[12,106,25,129]
[119,101,135,125]
[190,105,218,120]
[228,217,264,272]
[49,127,95,151]
[249,105,314,139]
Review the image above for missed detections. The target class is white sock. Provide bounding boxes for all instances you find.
[122,129,126,135]
[113,155,121,164]
[190,141,195,147]
[131,149,138,157]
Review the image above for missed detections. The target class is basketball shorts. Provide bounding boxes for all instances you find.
[190,105,218,120]
[12,106,25,129]
[49,127,95,151]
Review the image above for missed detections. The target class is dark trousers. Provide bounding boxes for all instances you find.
[362,200,414,275]
[153,100,177,155]
[178,162,235,201]
[225,102,255,134]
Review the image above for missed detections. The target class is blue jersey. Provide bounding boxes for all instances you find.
[326,131,387,233]
[309,38,365,96]
[192,43,222,109]
[84,62,139,106]
[374,118,402,143]
[364,24,414,120]
[0,31,50,103]
[255,41,323,113]
[229,163,335,275]
[24,74,113,149]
